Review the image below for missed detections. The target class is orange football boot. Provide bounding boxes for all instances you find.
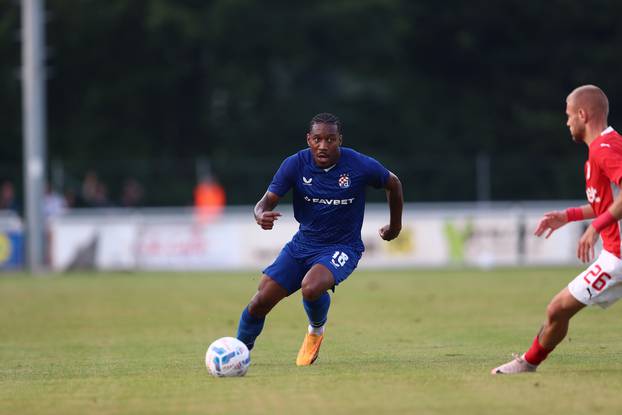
[296,332,324,366]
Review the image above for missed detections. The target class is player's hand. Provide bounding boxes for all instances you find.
[534,211,568,238]
[379,224,401,241]
[256,211,282,230]
[577,225,598,263]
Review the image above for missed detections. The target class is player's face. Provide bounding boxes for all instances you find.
[307,122,342,168]
[566,99,586,143]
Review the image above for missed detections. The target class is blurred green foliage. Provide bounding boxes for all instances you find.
[1,0,621,205]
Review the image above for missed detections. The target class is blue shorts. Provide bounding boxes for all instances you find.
[263,241,361,295]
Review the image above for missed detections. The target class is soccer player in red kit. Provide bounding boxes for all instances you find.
[492,85,622,374]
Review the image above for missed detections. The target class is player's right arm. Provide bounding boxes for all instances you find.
[258,153,297,230]
[254,191,282,230]
[534,204,595,238]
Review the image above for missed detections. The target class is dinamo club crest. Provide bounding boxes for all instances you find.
[338,173,350,188]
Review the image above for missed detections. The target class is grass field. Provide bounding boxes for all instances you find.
[1,267,622,415]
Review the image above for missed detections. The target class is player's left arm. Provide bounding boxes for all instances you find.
[578,177,622,263]
[379,172,403,241]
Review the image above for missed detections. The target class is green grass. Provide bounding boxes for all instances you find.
[1,268,622,414]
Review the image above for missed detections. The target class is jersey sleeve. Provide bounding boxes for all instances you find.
[597,147,622,186]
[267,155,298,196]
[362,154,390,189]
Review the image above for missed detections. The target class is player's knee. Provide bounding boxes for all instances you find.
[301,280,323,301]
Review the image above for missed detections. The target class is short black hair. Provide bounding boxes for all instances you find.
[310,113,341,133]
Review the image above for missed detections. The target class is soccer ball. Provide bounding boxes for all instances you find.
[205,337,250,377]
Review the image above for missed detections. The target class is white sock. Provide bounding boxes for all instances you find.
[308,324,325,335]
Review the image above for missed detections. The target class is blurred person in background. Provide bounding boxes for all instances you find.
[44,183,67,219]
[120,177,145,207]
[194,174,226,223]
[44,183,67,266]
[492,85,622,374]
[63,188,77,209]
[0,180,19,214]
[78,170,112,207]
[92,182,112,207]
[80,170,99,207]
[235,113,403,366]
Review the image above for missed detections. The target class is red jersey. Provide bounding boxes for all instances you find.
[585,127,622,257]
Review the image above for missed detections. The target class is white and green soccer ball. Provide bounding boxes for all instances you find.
[205,337,250,377]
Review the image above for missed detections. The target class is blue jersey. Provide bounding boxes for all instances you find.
[267,147,390,253]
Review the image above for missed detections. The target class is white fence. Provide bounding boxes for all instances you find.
[47,202,590,271]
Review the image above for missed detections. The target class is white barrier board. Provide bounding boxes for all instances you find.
[49,203,587,271]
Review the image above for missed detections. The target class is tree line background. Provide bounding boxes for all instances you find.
[2,0,622,207]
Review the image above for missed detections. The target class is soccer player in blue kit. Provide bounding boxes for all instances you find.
[236,113,404,366]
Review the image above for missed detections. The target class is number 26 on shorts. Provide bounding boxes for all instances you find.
[583,264,612,292]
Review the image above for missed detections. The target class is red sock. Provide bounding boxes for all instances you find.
[523,336,553,366]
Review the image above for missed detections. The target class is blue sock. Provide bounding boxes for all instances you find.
[303,292,331,328]
[236,307,265,351]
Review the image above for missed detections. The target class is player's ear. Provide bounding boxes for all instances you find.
[306,133,312,147]
[578,108,588,122]
[338,134,343,146]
